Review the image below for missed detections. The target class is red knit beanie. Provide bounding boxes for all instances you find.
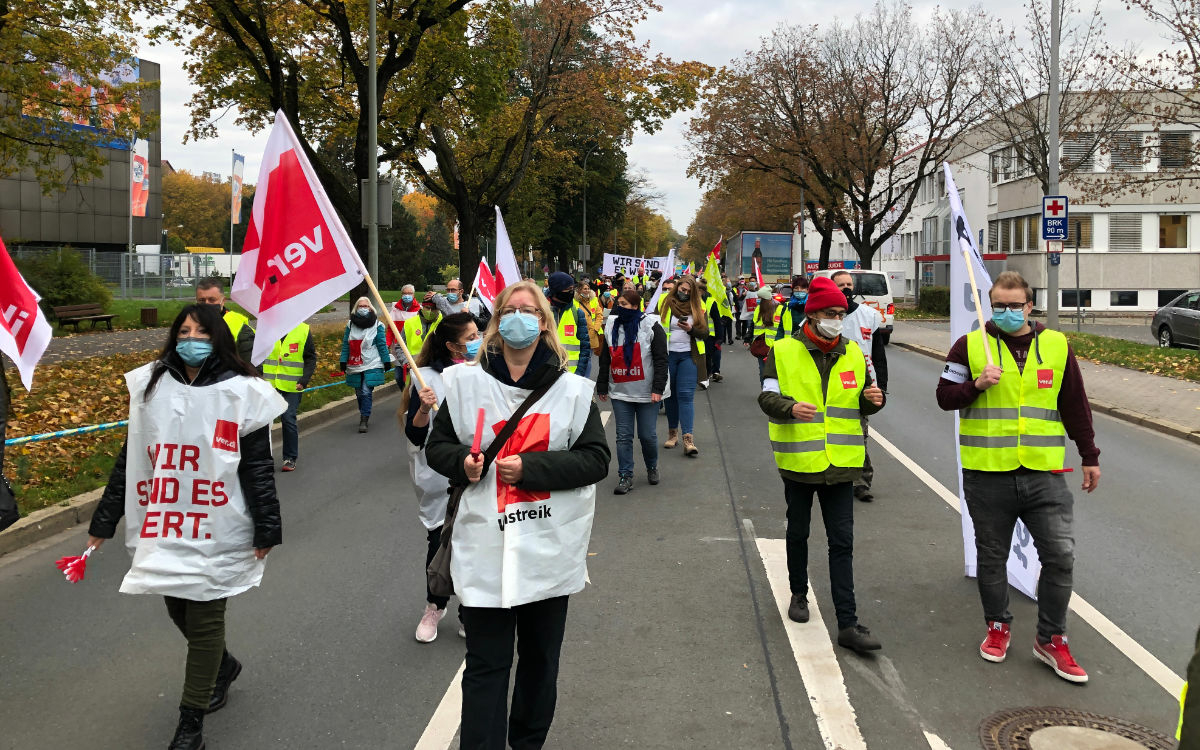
[805,275,846,313]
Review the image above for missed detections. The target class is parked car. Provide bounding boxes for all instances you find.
[810,269,895,344]
[1152,290,1200,348]
[167,277,193,288]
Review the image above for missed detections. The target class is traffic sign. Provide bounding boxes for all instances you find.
[1046,240,1063,254]
[1049,253,1061,266]
[1041,195,1069,241]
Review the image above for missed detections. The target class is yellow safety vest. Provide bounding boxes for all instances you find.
[557,305,583,373]
[768,338,867,472]
[263,324,310,393]
[754,305,776,347]
[960,328,1069,472]
[403,314,441,359]
[777,307,804,339]
[224,310,251,340]
[659,307,705,355]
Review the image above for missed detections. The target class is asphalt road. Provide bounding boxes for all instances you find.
[0,343,1194,749]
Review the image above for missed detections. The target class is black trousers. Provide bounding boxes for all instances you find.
[460,596,570,750]
[783,479,858,630]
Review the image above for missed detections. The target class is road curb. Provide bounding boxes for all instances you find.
[891,340,1200,447]
[0,389,373,560]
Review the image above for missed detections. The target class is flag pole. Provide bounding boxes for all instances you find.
[359,270,435,405]
[961,246,994,366]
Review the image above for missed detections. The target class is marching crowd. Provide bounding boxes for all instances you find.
[76,265,1200,750]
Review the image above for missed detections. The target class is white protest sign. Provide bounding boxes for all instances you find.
[601,253,671,277]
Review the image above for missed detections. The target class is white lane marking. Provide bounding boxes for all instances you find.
[924,730,954,750]
[870,428,1186,699]
[755,537,868,750]
[414,659,465,750]
[600,410,610,426]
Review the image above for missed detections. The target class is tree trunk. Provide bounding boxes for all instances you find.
[818,232,832,270]
[457,208,482,291]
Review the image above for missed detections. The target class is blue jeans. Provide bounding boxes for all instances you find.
[665,351,697,434]
[356,382,374,418]
[280,391,302,460]
[611,398,658,477]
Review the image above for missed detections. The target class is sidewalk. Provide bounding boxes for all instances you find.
[892,320,1200,440]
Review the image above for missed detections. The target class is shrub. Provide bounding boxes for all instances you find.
[16,251,112,313]
[439,264,460,283]
[918,285,950,315]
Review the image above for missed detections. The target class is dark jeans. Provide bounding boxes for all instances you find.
[425,526,450,609]
[705,337,722,376]
[737,319,751,339]
[724,319,734,345]
[355,381,374,418]
[853,417,872,491]
[165,596,227,709]
[460,596,570,750]
[962,469,1075,640]
[783,479,857,629]
[611,398,658,476]
[280,391,302,460]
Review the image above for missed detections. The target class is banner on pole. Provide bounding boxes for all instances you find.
[945,162,1041,600]
[130,138,149,218]
[231,153,245,225]
[601,252,671,277]
[0,237,52,390]
[645,249,676,314]
[494,206,522,292]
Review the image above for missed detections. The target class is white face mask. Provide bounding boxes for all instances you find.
[814,318,842,339]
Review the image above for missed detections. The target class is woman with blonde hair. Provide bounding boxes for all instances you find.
[658,274,707,456]
[339,296,391,433]
[425,280,610,749]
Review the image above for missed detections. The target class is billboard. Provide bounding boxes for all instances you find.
[734,232,792,278]
[24,59,140,149]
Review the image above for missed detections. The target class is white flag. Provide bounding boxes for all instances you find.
[644,248,676,315]
[494,206,522,292]
[945,162,1041,599]
[232,111,365,364]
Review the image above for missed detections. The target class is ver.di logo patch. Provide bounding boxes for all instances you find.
[1037,369,1054,389]
[839,371,858,389]
[212,420,239,452]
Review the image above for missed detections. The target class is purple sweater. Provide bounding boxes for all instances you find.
[936,321,1099,467]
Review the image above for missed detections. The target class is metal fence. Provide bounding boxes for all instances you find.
[11,247,242,300]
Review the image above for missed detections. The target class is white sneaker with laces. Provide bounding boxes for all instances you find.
[415,603,446,643]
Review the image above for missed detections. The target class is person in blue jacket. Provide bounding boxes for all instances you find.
[340,296,392,433]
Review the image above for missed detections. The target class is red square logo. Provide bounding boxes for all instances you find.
[212,420,239,452]
[347,339,364,367]
[610,344,645,383]
[564,324,575,337]
[860,327,872,341]
[840,371,858,389]
[1037,369,1054,389]
[289,342,299,353]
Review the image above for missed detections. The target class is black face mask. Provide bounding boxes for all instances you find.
[842,288,854,304]
[554,291,574,307]
[675,290,690,302]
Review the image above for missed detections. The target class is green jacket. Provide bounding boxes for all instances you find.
[757,331,885,485]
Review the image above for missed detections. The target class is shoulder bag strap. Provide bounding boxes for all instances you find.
[479,370,564,471]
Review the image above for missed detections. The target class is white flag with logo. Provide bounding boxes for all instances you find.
[945,162,1041,599]
[494,206,522,292]
[232,111,365,364]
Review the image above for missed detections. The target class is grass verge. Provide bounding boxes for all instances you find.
[1064,331,1200,382]
[894,307,948,320]
[6,326,370,517]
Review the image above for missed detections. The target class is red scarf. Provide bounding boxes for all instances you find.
[803,321,839,353]
[394,300,420,314]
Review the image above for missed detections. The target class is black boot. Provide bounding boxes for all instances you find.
[168,706,205,750]
[207,650,242,713]
[358,415,369,433]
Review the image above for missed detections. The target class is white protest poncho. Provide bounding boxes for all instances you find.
[345,322,383,374]
[443,363,596,609]
[119,363,287,600]
[603,314,670,404]
[841,304,881,383]
[409,365,450,530]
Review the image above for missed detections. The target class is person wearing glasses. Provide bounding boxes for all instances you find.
[424,281,610,750]
[936,270,1100,683]
[757,275,885,654]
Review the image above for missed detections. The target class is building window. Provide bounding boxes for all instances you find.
[1159,214,1188,248]
[1159,289,1187,307]
[1109,132,1146,171]
[987,221,998,252]
[1062,289,1092,307]
[1014,217,1026,251]
[1110,290,1139,306]
[1159,132,1193,170]
[1000,219,1011,251]
[1064,214,1093,249]
[1026,214,1039,250]
[1109,213,1142,251]
[1062,137,1096,172]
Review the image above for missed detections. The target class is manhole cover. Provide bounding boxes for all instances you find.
[980,707,1175,750]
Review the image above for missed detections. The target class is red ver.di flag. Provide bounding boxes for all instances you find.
[0,237,52,390]
[130,138,150,217]
[233,111,364,365]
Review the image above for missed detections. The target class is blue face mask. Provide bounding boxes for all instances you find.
[792,293,807,304]
[447,292,460,303]
[464,339,482,359]
[992,308,1026,333]
[176,338,213,366]
[401,294,414,305]
[499,311,541,349]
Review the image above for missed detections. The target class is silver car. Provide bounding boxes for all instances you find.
[1152,290,1200,348]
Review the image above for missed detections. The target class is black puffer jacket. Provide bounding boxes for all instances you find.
[89,354,282,549]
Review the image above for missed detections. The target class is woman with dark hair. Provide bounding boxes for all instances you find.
[401,311,480,643]
[596,289,668,495]
[86,303,285,750]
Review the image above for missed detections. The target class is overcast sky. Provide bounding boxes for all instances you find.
[143,0,1167,236]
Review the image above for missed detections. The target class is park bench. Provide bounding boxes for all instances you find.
[51,303,116,332]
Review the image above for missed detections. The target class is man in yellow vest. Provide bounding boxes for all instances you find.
[758,276,885,653]
[937,270,1100,683]
[399,294,443,378]
[196,278,255,366]
[263,324,316,472]
[546,271,591,376]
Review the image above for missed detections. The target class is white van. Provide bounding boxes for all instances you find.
[810,268,895,344]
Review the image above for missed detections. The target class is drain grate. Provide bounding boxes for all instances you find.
[979,706,1175,749]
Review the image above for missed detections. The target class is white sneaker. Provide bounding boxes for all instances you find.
[415,603,446,643]
[458,621,466,638]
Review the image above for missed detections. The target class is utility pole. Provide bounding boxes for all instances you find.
[367,0,379,281]
[1046,0,1061,328]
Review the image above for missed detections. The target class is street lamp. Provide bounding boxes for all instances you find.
[580,142,599,266]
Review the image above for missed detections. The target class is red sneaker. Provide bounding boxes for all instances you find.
[1033,635,1089,683]
[979,621,1010,663]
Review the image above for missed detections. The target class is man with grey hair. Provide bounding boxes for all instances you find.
[433,277,486,321]
[388,283,422,385]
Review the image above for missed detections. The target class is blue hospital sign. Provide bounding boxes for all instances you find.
[1041,195,1069,241]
